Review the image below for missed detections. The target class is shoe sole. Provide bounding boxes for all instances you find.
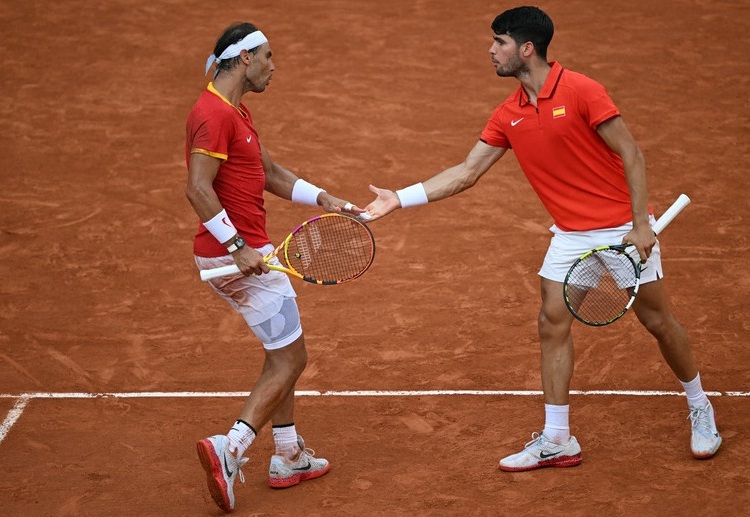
[196,439,232,512]
[499,453,582,472]
[268,463,331,489]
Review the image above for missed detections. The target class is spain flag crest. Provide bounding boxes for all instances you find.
[552,106,566,118]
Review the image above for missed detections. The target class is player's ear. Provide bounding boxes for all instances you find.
[240,49,253,65]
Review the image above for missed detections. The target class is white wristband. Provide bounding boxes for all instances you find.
[395,183,428,208]
[292,179,326,206]
[203,209,237,244]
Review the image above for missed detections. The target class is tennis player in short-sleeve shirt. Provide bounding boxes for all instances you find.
[364,6,721,470]
[186,22,366,513]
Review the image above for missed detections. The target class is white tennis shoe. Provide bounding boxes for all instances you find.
[268,435,331,488]
[498,432,582,472]
[688,401,722,459]
[197,435,249,513]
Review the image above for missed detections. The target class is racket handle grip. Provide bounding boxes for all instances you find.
[200,264,241,281]
[652,194,691,235]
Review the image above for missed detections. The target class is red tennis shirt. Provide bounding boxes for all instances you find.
[481,61,648,231]
[186,83,271,256]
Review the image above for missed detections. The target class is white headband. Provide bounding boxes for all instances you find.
[204,31,268,75]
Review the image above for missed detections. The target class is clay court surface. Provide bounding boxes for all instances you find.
[1,0,749,515]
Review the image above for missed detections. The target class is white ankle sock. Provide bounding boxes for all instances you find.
[227,420,256,457]
[681,373,709,408]
[543,404,571,445]
[272,424,298,456]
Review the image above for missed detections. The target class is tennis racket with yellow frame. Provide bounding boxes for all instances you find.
[200,213,375,285]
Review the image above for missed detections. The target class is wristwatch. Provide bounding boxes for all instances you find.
[226,235,246,253]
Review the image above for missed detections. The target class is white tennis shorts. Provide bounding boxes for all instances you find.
[194,243,298,327]
[538,215,663,284]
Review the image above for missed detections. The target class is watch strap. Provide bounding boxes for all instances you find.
[226,236,245,253]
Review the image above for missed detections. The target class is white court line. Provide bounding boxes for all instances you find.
[0,396,30,445]
[1,390,746,444]
[0,390,748,399]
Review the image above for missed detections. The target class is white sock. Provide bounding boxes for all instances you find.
[681,373,709,408]
[543,404,571,445]
[227,419,256,457]
[272,424,298,456]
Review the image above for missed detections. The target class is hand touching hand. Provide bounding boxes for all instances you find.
[362,184,401,221]
[318,192,367,218]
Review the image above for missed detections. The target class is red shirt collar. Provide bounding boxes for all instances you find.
[519,61,564,106]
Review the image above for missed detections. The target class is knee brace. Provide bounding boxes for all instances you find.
[250,297,302,350]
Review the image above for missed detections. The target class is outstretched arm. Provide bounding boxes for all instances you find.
[261,144,366,215]
[364,140,507,220]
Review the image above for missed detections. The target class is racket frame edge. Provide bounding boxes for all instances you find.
[562,245,641,326]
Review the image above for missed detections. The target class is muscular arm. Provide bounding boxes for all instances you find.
[185,152,268,275]
[365,140,507,219]
[422,140,507,200]
[185,152,225,223]
[597,116,654,260]
[261,144,299,200]
[261,143,366,214]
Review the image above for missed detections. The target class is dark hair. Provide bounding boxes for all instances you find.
[213,22,261,73]
[491,6,554,60]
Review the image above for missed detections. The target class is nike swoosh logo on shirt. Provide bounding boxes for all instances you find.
[246,136,253,142]
[511,118,524,127]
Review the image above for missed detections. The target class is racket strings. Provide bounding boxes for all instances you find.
[286,216,374,283]
[565,250,638,324]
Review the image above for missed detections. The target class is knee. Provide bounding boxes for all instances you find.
[538,308,571,342]
[294,343,309,373]
[538,311,552,337]
[638,311,682,340]
[285,339,308,378]
[265,336,308,380]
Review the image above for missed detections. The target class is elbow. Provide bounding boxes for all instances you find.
[636,147,646,168]
[456,178,476,193]
[185,184,197,205]
[623,143,645,170]
[457,167,481,192]
[463,175,480,190]
[185,181,206,207]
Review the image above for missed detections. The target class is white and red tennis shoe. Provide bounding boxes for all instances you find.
[197,435,249,513]
[498,432,582,472]
[268,435,331,488]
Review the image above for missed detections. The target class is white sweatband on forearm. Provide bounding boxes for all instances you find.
[202,209,237,244]
[395,183,428,208]
[291,179,326,206]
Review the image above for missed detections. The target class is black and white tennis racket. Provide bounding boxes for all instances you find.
[200,213,375,285]
[563,194,691,326]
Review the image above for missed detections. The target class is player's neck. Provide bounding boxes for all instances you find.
[518,60,551,106]
[212,74,245,107]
